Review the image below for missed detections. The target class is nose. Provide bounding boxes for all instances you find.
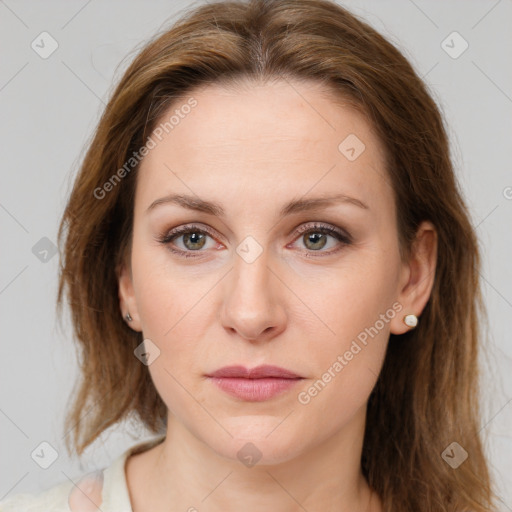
[220,251,287,343]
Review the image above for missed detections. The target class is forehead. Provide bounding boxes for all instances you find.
[158,78,375,153]
[136,78,392,216]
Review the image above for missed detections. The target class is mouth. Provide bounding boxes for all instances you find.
[206,365,304,402]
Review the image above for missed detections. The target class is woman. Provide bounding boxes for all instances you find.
[1,0,496,510]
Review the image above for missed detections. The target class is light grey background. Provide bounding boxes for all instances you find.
[1,0,511,509]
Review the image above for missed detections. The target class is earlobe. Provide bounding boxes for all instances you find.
[117,262,142,332]
[391,221,437,335]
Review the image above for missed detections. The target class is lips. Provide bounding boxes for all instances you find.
[206,365,304,401]
[207,365,302,379]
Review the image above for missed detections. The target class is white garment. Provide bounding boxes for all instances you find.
[0,435,166,512]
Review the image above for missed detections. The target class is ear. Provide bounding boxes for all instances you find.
[116,259,143,332]
[390,220,438,335]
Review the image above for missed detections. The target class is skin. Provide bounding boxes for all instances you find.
[117,78,437,512]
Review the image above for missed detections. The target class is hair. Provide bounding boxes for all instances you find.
[56,0,496,510]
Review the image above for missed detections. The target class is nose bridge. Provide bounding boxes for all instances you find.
[233,246,270,296]
[231,230,272,293]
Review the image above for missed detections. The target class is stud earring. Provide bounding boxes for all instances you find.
[125,312,133,322]
[403,314,418,328]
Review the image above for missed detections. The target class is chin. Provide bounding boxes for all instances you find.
[205,419,304,467]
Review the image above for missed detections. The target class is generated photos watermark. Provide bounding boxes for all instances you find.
[297,301,403,405]
[93,97,198,200]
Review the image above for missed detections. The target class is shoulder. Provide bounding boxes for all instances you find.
[0,435,165,512]
[0,470,104,512]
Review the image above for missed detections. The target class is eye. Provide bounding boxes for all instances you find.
[290,223,352,257]
[156,224,220,258]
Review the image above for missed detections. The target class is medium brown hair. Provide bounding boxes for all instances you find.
[56,0,496,510]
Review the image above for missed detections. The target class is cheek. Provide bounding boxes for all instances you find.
[134,269,208,371]
[130,244,218,397]
[131,240,200,337]
[293,251,399,408]
[296,249,399,342]
[132,263,207,420]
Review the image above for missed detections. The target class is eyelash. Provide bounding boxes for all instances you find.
[156,222,352,259]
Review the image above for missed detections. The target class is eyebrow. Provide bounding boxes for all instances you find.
[146,192,369,217]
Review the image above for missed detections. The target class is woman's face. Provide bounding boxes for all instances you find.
[119,78,427,464]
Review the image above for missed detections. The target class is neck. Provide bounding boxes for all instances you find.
[126,405,380,512]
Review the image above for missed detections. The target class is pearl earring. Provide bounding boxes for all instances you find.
[403,314,418,328]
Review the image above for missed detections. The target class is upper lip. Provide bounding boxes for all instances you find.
[207,365,302,379]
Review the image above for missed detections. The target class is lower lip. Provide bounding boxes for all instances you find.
[208,377,302,401]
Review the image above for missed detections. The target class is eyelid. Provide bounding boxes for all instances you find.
[159,223,220,243]
[292,222,352,243]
